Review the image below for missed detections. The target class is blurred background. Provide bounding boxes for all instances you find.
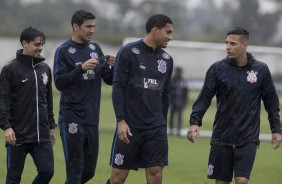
[1,0,282,128]
[1,1,282,183]
[1,0,282,45]
[1,0,282,85]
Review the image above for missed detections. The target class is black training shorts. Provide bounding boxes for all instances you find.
[109,125,168,170]
[207,142,258,182]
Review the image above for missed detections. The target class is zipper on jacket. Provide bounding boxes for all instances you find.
[32,59,40,144]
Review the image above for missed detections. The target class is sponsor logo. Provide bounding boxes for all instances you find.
[131,47,140,54]
[89,43,96,50]
[144,78,159,89]
[139,65,146,70]
[42,72,48,85]
[157,60,167,73]
[22,79,28,83]
[247,70,258,83]
[68,123,78,134]
[207,164,214,176]
[75,62,82,66]
[162,52,170,59]
[83,70,95,80]
[114,153,124,166]
[68,47,76,54]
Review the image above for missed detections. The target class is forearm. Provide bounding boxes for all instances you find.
[102,67,114,85]
[54,65,83,90]
[112,81,126,122]
[0,81,12,130]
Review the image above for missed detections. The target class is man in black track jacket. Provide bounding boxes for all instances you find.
[0,27,56,184]
[187,27,281,184]
[53,10,115,183]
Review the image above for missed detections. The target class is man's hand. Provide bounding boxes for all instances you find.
[187,125,200,143]
[50,129,56,146]
[5,128,16,145]
[117,120,132,144]
[81,59,99,71]
[271,133,281,150]
[106,55,116,67]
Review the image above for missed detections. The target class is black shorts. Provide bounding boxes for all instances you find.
[109,125,168,170]
[207,142,258,182]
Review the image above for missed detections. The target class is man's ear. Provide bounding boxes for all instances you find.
[22,40,28,48]
[243,41,248,49]
[151,27,160,36]
[73,23,79,31]
[152,27,158,33]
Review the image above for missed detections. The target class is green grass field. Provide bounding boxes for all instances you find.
[0,85,281,184]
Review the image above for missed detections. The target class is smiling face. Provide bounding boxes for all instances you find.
[22,36,44,58]
[153,23,173,48]
[144,14,173,49]
[72,19,95,43]
[225,34,248,61]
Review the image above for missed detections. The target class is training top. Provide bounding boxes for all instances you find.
[190,52,281,146]
[112,39,173,130]
[54,40,113,125]
[0,50,56,144]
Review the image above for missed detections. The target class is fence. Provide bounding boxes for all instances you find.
[123,37,282,91]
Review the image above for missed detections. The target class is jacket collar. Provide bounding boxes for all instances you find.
[226,52,255,67]
[141,39,161,53]
[16,49,45,66]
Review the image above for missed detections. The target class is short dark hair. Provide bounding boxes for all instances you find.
[20,27,45,44]
[227,27,249,42]
[71,10,95,27]
[145,14,173,33]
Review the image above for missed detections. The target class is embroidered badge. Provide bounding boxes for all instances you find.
[68,47,76,54]
[157,60,167,73]
[247,70,258,83]
[90,52,98,59]
[131,47,140,54]
[68,123,78,134]
[89,43,96,50]
[162,52,170,59]
[114,153,124,166]
[42,72,48,85]
[207,164,214,176]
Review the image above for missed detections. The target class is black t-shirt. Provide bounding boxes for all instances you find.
[112,40,173,129]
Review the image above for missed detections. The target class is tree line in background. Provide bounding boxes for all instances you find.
[0,0,281,46]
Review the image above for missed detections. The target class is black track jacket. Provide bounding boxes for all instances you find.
[112,40,173,129]
[190,53,281,146]
[0,50,56,144]
[54,40,113,125]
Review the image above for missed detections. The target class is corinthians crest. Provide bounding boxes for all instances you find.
[114,153,124,166]
[42,72,48,85]
[207,164,214,176]
[247,70,258,83]
[69,122,78,134]
[157,59,167,73]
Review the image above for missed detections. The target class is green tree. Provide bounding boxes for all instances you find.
[229,0,280,45]
[186,0,230,42]
[0,0,22,36]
